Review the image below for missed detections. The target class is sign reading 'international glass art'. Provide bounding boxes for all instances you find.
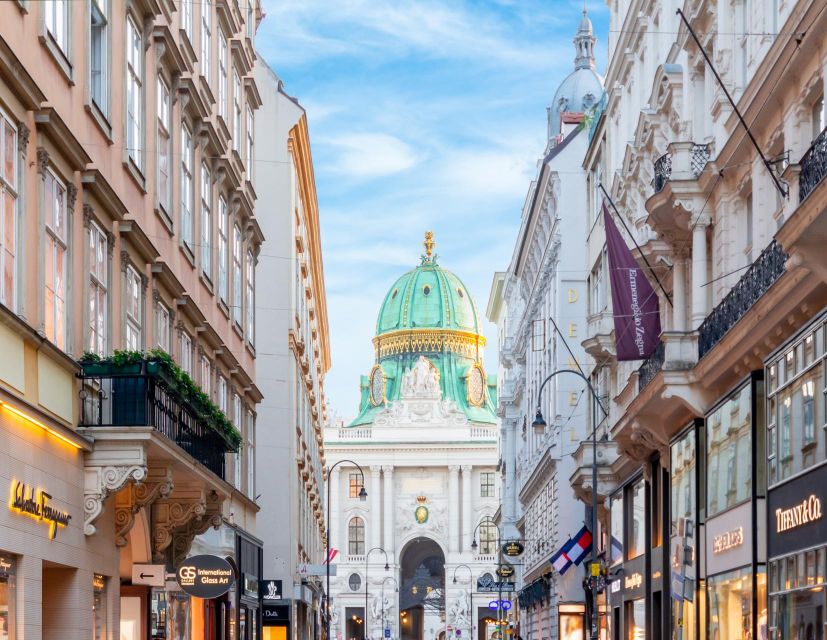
[9,481,72,539]
[176,555,235,599]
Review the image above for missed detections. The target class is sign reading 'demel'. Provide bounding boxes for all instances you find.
[176,555,236,599]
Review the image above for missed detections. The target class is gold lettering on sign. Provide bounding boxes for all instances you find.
[568,289,579,303]
[712,527,744,554]
[776,495,823,533]
[624,573,643,590]
[569,392,578,406]
[9,481,72,539]
[569,322,577,338]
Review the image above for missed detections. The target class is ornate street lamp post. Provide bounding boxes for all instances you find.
[471,517,503,640]
[381,575,399,639]
[365,547,389,640]
[326,460,368,640]
[531,369,608,640]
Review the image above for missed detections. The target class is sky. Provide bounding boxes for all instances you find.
[257,0,609,421]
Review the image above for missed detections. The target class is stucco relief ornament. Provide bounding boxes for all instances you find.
[414,495,429,524]
[466,363,486,407]
[401,356,441,400]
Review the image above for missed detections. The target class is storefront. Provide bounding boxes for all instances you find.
[704,375,767,640]
[765,310,827,640]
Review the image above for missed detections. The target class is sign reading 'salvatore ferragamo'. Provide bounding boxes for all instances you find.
[9,481,71,539]
[775,495,822,533]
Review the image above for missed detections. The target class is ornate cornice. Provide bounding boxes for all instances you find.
[373,328,486,359]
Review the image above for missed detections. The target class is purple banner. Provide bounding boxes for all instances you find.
[603,205,662,361]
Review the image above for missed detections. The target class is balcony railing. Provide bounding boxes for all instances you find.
[691,143,712,177]
[637,340,665,392]
[800,126,827,202]
[698,240,788,359]
[652,153,672,193]
[80,366,235,480]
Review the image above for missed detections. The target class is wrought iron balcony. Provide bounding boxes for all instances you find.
[691,143,712,177]
[80,364,236,480]
[698,240,788,359]
[638,340,665,392]
[800,126,827,202]
[652,153,672,193]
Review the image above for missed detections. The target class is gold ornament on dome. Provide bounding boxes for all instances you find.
[373,328,486,359]
[423,231,435,258]
[368,364,386,407]
[466,362,486,407]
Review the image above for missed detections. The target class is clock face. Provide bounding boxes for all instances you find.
[467,364,485,407]
[369,365,385,406]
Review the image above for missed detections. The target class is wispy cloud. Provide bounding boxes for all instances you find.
[323,133,423,179]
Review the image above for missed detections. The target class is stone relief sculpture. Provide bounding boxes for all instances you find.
[449,593,470,629]
[372,593,391,623]
[400,355,441,400]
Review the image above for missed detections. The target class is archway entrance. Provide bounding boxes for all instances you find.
[399,538,445,640]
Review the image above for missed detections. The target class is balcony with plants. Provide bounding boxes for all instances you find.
[78,349,241,481]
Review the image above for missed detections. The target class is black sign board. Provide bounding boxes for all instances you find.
[261,579,283,601]
[768,463,827,558]
[478,581,515,593]
[502,541,525,557]
[176,555,236,599]
[262,603,291,627]
[497,564,515,578]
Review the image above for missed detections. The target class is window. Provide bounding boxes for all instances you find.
[812,94,825,140]
[590,247,608,315]
[246,107,254,172]
[0,114,18,310]
[232,393,242,489]
[707,384,753,517]
[44,170,67,349]
[218,33,228,121]
[125,266,142,350]
[200,355,211,396]
[348,473,363,498]
[157,77,171,212]
[218,196,228,301]
[93,574,107,640]
[126,16,143,170]
[671,428,697,640]
[179,331,192,374]
[201,164,212,278]
[90,0,108,115]
[246,409,254,497]
[181,125,193,248]
[478,521,497,555]
[245,249,254,341]
[0,555,17,639]
[348,573,362,592]
[246,0,254,39]
[625,599,645,640]
[480,472,495,498]
[88,222,108,355]
[181,0,193,40]
[200,0,211,80]
[628,478,645,559]
[769,550,824,640]
[233,70,241,151]
[232,224,242,325]
[155,301,170,351]
[45,0,69,54]
[348,517,365,555]
[708,567,765,640]
[217,375,227,413]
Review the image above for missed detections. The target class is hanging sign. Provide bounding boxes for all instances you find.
[176,555,235,598]
[9,481,71,539]
[502,541,524,557]
[497,564,515,578]
[261,579,283,601]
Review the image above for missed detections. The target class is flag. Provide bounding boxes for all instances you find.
[549,538,575,575]
[324,549,339,565]
[567,526,593,566]
[603,205,662,361]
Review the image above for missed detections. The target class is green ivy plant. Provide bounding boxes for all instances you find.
[78,348,242,450]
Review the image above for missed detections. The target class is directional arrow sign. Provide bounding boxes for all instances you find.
[132,564,166,587]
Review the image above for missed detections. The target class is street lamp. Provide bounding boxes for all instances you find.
[365,546,389,640]
[471,517,503,640]
[452,564,473,640]
[327,460,368,640]
[532,369,608,640]
[381,575,399,640]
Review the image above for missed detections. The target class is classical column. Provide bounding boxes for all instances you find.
[448,466,460,553]
[691,217,710,329]
[461,465,473,551]
[370,466,382,550]
[330,466,341,555]
[382,466,394,555]
[672,251,687,332]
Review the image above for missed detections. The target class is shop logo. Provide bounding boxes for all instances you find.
[712,527,744,554]
[9,481,71,539]
[624,573,642,590]
[176,555,236,599]
[775,495,822,533]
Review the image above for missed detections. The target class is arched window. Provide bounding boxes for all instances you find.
[479,521,497,555]
[348,517,365,555]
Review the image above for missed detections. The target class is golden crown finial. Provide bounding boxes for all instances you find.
[416,495,427,504]
[423,231,435,258]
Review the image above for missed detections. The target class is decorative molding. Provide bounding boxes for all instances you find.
[121,249,131,273]
[66,183,78,212]
[16,122,29,153]
[84,465,147,536]
[82,203,95,229]
[114,468,174,547]
[105,231,116,257]
[36,146,49,174]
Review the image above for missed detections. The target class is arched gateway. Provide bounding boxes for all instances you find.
[399,538,446,640]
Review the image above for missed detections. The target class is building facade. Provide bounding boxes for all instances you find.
[487,12,605,640]
[0,0,264,637]
[254,58,331,640]
[324,237,500,640]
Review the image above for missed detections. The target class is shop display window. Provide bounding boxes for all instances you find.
[766,320,826,486]
[707,566,766,640]
[769,546,827,640]
[92,574,107,640]
[671,427,698,640]
[611,492,624,565]
[628,479,646,560]
[560,604,586,640]
[0,555,15,640]
[625,599,645,640]
[150,590,168,639]
[707,384,753,518]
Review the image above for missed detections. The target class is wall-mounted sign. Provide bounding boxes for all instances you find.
[768,464,827,558]
[261,579,283,601]
[262,603,291,627]
[623,573,642,590]
[775,495,822,533]
[713,527,744,554]
[502,541,524,557]
[497,564,515,578]
[176,555,235,599]
[9,481,71,539]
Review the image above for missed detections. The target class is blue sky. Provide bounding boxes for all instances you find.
[258,0,609,421]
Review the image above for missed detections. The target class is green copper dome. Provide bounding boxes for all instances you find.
[349,233,497,427]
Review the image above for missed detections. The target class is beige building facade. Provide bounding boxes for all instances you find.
[0,0,264,638]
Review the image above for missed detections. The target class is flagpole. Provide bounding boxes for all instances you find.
[598,183,673,308]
